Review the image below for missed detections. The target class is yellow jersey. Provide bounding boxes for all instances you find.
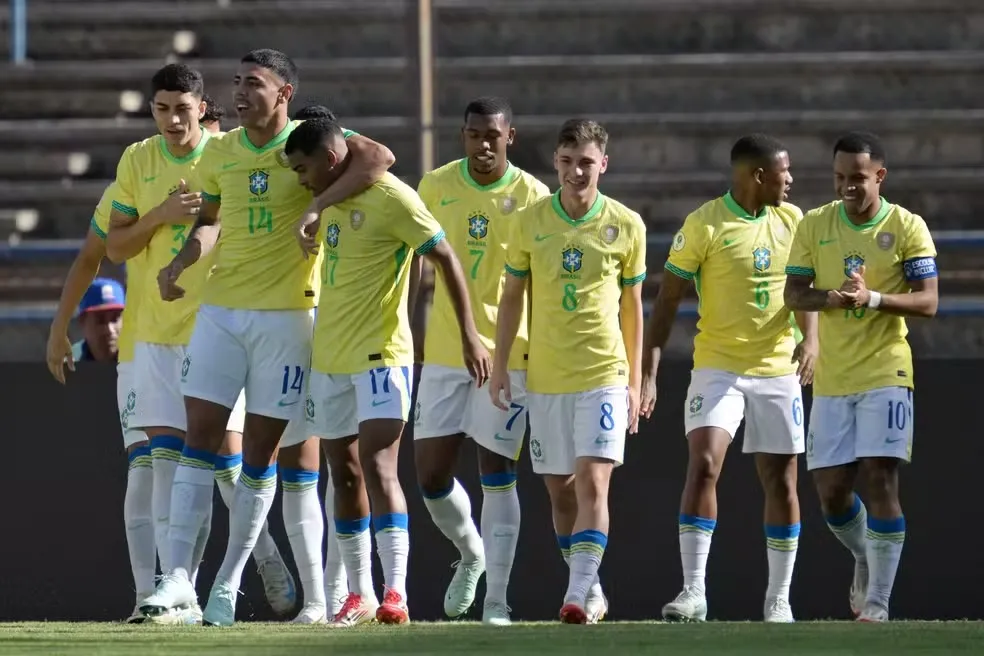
[418,159,550,371]
[91,181,142,363]
[665,192,804,377]
[786,198,937,396]
[311,172,445,375]
[112,130,213,345]
[504,191,647,394]
[192,122,356,310]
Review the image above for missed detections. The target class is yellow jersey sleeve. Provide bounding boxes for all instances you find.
[785,211,816,278]
[194,143,220,203]
[90,182,117,239]
[621,213,647,286]
[111,147,139,219]
[387,189,446,255]
[665,212,711,280]
[504,209,531,277]
[901,214,938,281]
[416,171,436,208]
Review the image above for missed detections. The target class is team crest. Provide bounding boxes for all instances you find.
[530,438,543,460]
[689,394,703,415]
[326,223,341,248]
[602,224,619,244]
[350,209,365,230]
[126,389,137,412]
[562,247,583,273]
[672,231,686,252]
[501,197,517,214]
[468,214,489,240]
[275,149,291,168]
[181,355,191,380]
[305,397,315,421]
[876,232,896,250]
[844,253,865,277]
[753,247,772,272]
[248,169,269,196]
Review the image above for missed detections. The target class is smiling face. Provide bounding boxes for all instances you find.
[834,151,885,217]
[232,62,292,129]
[152,90,205,149]
[554,140,608,195]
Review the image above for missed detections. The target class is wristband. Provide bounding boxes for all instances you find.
[867,291,882,309]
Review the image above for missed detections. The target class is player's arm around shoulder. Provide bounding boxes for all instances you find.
[309,132,395,214]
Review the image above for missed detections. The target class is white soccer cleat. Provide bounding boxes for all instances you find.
[292,601,328,624]
[202,580,238,627]
[661,585,708,622]
[330,592,379,628]
[585,589,609,624]
[482,600,512,626]
[850,558,869,617]
[144,602,203,626]
[256,554,297,617]
[125,605,147,624]
[857,603,889,623]
[444,555,486,618]
[139,574,198,619]
[764,596,795,623]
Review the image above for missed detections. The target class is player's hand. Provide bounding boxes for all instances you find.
[627,386,641,434]
[640,370,657,419]
[295,206,321,259]
[825,289,851,309]
[158,260,187,301]
[839,265,870,307]
[488,367,512,411]
[46,329,74,384]
[158,179,202,224]
[463,333,492,388]
[792,336,818,386]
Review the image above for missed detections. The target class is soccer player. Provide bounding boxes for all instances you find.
[412,96,549,625]
[143,49,395,627]
[489,118,646,624]
[70,277,125,362]
[640,134,815,623]
[784,132,938,622]
[294,104,337,121]
[280,117,490,626]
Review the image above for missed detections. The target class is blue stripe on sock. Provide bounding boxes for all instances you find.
[765,523,802,539]
[180,445,216,467]
[420,481,454,500]
[826,494,863,527]
[571,529,608,549]
[150,435,184,452]
[867,515,905,534]
[279,467,319,484]
[127,445,151,463]
[336,516,370,536]
[556,534,572,551]
[480,472,517,488]
[241,462,277,480]
[679,513,717,533]
[214,453,242,471]
[373,512,409,533]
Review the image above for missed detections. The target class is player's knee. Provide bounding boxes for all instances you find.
[543,475,578,517]
[757,455,798,501]
[329,457,365,495]
[812,469,855,515]
[477,447,514,478]
[417,469,454,498]
[861,459,900,504]
[686,449,723,487]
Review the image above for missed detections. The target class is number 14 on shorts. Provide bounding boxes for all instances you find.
[282,366,305,395]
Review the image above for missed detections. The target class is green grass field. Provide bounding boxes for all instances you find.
[0,621,981,655]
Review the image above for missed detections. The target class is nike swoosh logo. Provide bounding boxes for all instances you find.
[885,436,904,444]
[143,176,156,183]
[371,399,392,407]
[722,238,736,246]
[493,433,512,441]
[440,198,458,206]
[534,234,555,242]
[594,436,614,445]
[221,162,238,170]
[820,239,837,245]
[277,400,299,407]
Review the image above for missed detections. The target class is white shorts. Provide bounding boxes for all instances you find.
[182,304,314,421]
[132,342,248,434]
[282,366,414,444]
[414,365,528,460]
[527,386,628,476]
[806,386,914,471]
[117,361,146,448]
[684,368,805,455]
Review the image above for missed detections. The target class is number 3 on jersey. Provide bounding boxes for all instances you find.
[249,207,273,234]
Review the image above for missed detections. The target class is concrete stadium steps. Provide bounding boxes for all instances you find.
[437,51,984,115]
[0,151,95,181]
[0,1,411,61]
[435,0,984,56]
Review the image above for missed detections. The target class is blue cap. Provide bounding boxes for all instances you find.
[79,277,125,315]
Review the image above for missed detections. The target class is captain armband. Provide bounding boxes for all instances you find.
[902,257,938,281]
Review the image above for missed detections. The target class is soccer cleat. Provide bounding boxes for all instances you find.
[661,585,708,622]
[764,597,795,623]
[585,589,609,624]
[125,605,148,624]
[327,592,349,619]
[559,602,588,624]
[292,602,328,624]
[376,588,411,625]
[256,553,297,617]
[145,602,203,626]
[330,593,379,628]
[139,573,198,618]
[482,600,512,626]
[857,603,889,623]
[850,559,869,617]
[444,556,486,618]
[202,580,238,627]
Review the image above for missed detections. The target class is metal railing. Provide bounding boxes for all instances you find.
[8,0,26,64]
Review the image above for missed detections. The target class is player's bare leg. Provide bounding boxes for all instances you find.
[215,431,297,617]
[360,418,412,624]
[543,474,607,624]
[124,438,156,623]
[278,438,327,623]
[141,397,229,619]
[323,436,377,626]
[201,412,285,626]
[476,445,520,625]
[856,457,904,622]
[814,462,869,617]
[662,427,730,622]
[754,453,800,622]
[415,434,485,618]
